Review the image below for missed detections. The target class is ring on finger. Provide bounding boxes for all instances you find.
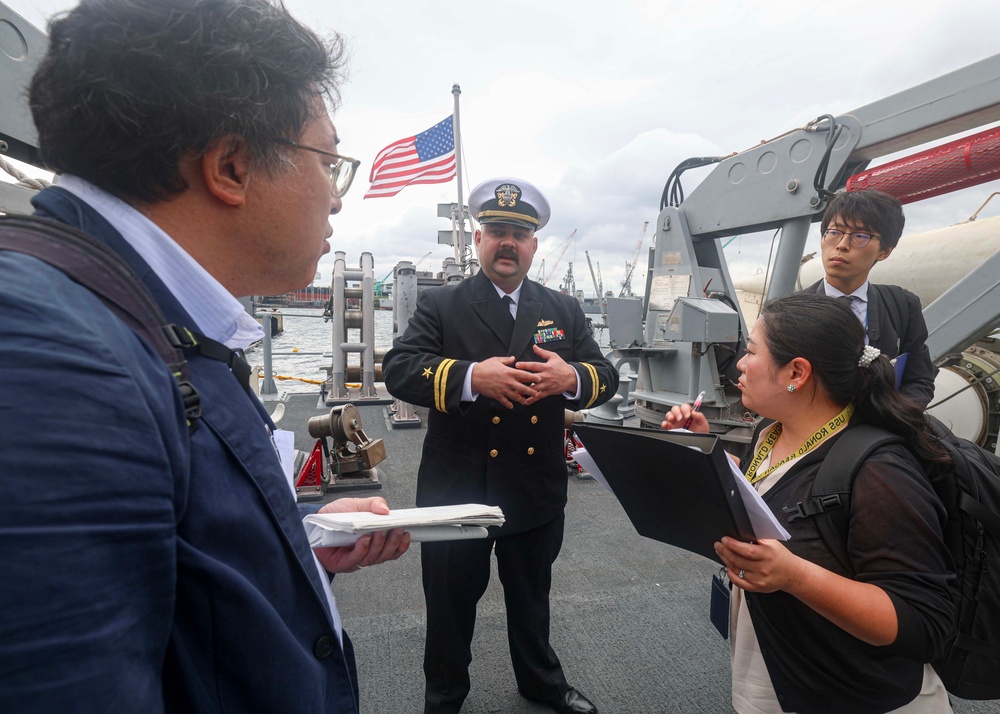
[738,569,745,579]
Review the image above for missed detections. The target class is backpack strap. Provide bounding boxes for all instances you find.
[0,214,202,433]
[782,425,904,572]
[164,324,254,396]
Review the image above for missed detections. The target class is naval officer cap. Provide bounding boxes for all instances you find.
[469,177,550,232]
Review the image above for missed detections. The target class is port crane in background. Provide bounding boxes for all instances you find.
[559,262,576,296]
[539,229,577,286]
[619,221,648,297]
[585,250,607,323]
[374,251,432,299]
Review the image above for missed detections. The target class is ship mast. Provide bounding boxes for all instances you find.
[451,83,471,272]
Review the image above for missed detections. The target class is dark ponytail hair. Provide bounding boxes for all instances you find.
[758,293,948,465]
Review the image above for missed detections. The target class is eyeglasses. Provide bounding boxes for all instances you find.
[272,138,361,197]
[822,228,879,249]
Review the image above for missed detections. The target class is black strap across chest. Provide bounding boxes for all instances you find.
[0,214,254,427]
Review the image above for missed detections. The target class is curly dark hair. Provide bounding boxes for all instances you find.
[820,189,905,249]
[758,293,948,465]
[29,0,347,203]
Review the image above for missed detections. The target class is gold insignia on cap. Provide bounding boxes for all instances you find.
[537,319,554,327]
[495,184,520,208]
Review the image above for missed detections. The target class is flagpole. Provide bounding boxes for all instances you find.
[451,83,468,271]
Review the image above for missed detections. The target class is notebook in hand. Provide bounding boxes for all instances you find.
[574,423,755,563]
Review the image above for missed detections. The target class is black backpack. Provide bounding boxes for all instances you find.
[783,417,1000,699]
[0,214,202,432]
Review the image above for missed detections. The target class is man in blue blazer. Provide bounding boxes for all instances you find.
[384,178,618,714]
[0,1,408,712]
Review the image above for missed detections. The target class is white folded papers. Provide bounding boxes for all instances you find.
[303,503,505,547]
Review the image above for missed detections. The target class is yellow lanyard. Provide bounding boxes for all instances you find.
[745,404,855,485]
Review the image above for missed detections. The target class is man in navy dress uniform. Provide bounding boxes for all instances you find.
[384,177,618,714]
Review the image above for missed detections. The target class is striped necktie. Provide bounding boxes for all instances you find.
[838,295,864,324]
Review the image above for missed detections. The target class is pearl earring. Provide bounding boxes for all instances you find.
[787,384,797,393]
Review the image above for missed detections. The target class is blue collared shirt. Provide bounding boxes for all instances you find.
[52,175,342,637]
[56,175,263,350]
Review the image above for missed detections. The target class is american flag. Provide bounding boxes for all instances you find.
[364,116,457,199]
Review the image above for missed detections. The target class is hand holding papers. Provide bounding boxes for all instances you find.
[304,504,505,547]
[722,446,789,541]
[574,438,787,541]
[574,423,788,564]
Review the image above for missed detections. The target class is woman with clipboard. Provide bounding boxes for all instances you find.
[663,293,954,714]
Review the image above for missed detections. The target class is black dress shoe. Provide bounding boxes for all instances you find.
[549,688,598,714]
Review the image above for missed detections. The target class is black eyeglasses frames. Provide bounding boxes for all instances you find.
[821,228,879,249]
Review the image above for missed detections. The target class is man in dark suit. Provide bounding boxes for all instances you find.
[800,189,936,407]
[0,1,408,711]
[383,178,618,714]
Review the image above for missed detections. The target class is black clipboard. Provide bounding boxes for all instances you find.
[574,423,755,563]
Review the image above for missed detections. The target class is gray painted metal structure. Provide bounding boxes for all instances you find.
[0,3,44,163]
[0,4,47,215]
[328,251,381,403]
[629,53,1000,448]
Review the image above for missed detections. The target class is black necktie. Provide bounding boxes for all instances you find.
[501,295,515,323]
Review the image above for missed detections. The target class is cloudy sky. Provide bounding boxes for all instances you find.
[5,0,1000,294]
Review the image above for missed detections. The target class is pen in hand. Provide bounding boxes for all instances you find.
[683,390,706,429]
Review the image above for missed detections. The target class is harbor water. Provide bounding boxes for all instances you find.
[244,307,612,395]
[245,307,394,394]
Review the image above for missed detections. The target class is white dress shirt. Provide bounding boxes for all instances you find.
[56,175,263,350]
[823,278,870,345]
[462,280,581,401]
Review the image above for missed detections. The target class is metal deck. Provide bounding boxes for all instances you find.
[274,394,1000,714]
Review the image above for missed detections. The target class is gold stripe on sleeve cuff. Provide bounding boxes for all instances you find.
[434,359,456,413]
[581,362,600,408]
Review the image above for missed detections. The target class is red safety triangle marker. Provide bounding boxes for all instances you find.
[296,439,325,488]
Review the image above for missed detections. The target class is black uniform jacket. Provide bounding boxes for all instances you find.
[802,280,937,408]
[383,271,618,534]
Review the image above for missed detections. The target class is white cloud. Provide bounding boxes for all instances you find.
[5,0,1000,289]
